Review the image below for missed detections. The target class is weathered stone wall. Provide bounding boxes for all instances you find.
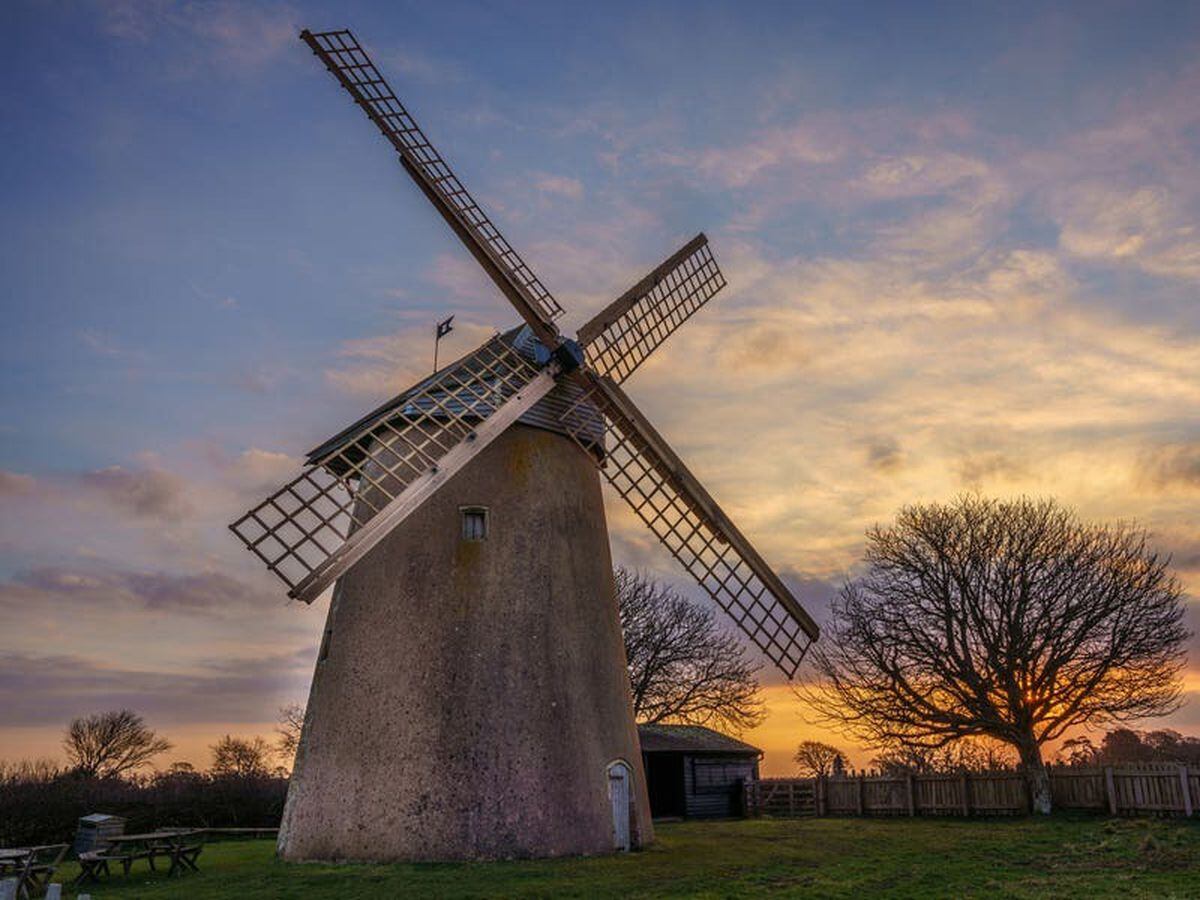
[279,424,651,861]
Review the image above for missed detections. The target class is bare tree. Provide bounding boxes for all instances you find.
[210,736,273,778]
[793,740,845,777]
[618,568,765,733]
[799,496,1187,813]
[63,710,171,779]
[275,703,305,764]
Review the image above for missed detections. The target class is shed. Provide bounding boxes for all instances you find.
[638,724,761,819]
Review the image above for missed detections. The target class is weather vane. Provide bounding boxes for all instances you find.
[433,314,454,372]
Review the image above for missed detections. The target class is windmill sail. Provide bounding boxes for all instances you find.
[230,336,553,603]
[578,234,726,384]
[300,29,563,343]
[238,26,821,674]
[562,373,819,677]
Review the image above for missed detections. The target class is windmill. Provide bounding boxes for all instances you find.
[230,28,821,862]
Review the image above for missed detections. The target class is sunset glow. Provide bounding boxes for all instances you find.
[2,2,1198,776]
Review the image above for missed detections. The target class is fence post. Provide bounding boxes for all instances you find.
[817,775,827,816]
[1179,765,1193,818]
[961,773,970,816]
[1104,766,1118,816]
[788,780,796,817]
[45,886,63,900]
[857,774,865,816]
[906,774,916,816]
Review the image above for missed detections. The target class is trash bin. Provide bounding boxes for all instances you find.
[73,813,126,856]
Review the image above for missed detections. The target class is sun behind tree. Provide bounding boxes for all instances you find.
[799,495,1188,814]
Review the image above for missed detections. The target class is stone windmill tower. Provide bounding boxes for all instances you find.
[230,28,821,863]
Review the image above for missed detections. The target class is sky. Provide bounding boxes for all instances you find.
[2,0,1199,777]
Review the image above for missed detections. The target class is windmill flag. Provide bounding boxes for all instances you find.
[434,314,454,371]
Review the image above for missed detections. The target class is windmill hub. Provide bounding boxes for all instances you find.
[230,27,821,864]
[552,337,586,373]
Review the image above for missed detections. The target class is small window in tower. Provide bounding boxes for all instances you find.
[461,506,488,541]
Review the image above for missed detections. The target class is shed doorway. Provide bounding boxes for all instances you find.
[645,752,685,818]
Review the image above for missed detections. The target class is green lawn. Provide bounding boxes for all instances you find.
[54,816,1200,899]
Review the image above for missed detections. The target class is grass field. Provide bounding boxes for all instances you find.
[53,816,1200,899]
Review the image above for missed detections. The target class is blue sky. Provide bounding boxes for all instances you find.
[2,1,1199,772]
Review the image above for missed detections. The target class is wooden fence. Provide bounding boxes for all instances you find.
[749,764,1198,819]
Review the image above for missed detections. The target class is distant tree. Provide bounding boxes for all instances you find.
[617,568,764,733]
[799,496,1188,814]
[1055,737,1100,767]
[275,703,305,764]
[210,736,273,778]
[63,710,172,779]
[871,744,936,776]
[793,740,845,777]
[1141,729,1200,764]
[1088,728,1200,766]
[872,737,1015,774]
[1100,728,1150,764]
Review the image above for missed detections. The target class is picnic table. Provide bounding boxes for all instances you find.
[0,844,68,898]
[75,830,203,885]
[0,849,25,883]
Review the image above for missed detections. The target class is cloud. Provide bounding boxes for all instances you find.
[532,173,584,201]
[672,120,846,189]
[0,471,36,496]
[324,320,497,398]
[3,567,271,615]
[98,0,298,73]
[80,465,190,520]
[0,649,312,727]
[954,452,1028,489]
[1140,444,1200,490]
[78,329,125,358]
[864,438,902,473]
[223,448,297,492]
[380,47,466,85]
[1051,184,1200,281]
[855,152,991,201]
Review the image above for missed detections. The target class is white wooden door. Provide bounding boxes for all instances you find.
[608,761,632,852]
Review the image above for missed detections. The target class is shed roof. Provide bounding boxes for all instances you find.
[637,723,762,756]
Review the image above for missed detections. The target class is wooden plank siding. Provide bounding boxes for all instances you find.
[749,766,1198,819]
[683,756,757,818]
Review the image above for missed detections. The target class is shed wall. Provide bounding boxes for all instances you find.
[682,754,758,819]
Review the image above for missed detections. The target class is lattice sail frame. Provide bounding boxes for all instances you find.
[580,236,727,384]
[301,29,563,327]
[234,26,820,676]
[560,377,816,677]
[229,336,539,599]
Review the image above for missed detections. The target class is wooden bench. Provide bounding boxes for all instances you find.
[74,845,133,884]
[7,845,68,900]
